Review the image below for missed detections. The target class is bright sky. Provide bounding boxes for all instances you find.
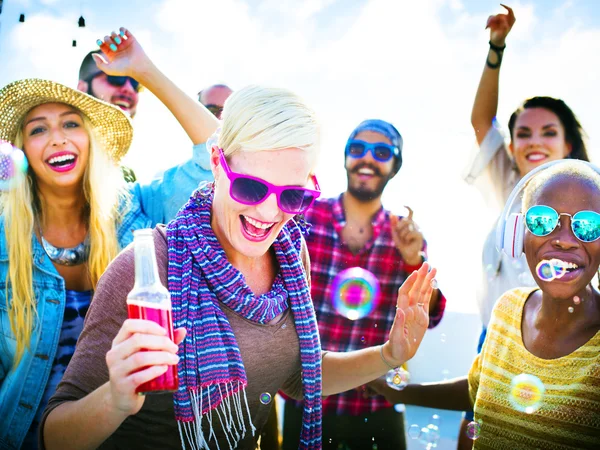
[2,0,599,315]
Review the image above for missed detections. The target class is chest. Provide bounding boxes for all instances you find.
[54,263,93,291]
[521,321,600,359]
[340,223,373,254]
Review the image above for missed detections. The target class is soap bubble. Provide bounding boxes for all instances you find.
[259,392,272,405]
[408,424,421,439]
[331,267,380,320]
[385,367,410,391]
[466,421,481,440]
[509,373,545,414]
[0,142,28,191]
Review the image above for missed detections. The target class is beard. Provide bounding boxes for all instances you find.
[346,164,392,202]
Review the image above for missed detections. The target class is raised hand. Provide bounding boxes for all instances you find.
[383,262,436,366]
[93,27,151,81]
[105,319,185,416]
[390,206,424,266]
[486,4,516,46]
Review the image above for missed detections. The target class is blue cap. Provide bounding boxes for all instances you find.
[347,119,403,172]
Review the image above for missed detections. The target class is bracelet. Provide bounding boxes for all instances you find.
[379,344,398,370]
[488,40,506,52]
[486,40,506,69]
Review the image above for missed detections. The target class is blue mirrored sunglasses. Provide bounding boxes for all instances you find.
[525,205,600,243]
[345,140,399,163]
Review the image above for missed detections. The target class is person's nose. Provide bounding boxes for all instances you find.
[50,128,67,147]
[551,215,580,249]
[120,78,137,95]
[255,192,282,221]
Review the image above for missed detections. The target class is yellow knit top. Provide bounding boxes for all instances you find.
[468,287,600,449]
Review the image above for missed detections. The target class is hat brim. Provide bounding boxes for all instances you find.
[0,78,133,163]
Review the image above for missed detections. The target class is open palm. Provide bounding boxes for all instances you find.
[386,262,436,365]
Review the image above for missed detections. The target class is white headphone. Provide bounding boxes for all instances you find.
[495,159,600,259]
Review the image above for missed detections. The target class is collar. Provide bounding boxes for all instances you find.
[192,142,211,170]
[332,193,388,240]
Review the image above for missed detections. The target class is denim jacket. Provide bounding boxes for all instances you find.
[0,198,151,449]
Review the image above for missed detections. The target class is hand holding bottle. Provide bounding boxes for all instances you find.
[105,319,185,416]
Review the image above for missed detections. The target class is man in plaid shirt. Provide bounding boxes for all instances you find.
[282,119,446,450]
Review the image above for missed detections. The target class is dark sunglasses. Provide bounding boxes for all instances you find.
[345,139,400,163]
[204,104,224,119]
[218,148,321,215]
[86,72,141,92]
[525,205,600,243]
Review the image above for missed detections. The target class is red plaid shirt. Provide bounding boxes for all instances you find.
[296,194,446,416]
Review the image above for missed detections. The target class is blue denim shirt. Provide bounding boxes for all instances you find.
[134,142,213,224]
[0,146,212,449]
[0,198,151,449]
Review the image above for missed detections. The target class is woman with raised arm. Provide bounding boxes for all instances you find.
[462,5,591,447]
[41,29,437,450]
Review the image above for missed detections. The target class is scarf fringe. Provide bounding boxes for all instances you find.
[178,383,256,450]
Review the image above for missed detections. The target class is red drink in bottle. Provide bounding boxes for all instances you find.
[127,229,179,395]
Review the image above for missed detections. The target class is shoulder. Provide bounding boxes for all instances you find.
[490,287,538,324]
[304,196,338,223]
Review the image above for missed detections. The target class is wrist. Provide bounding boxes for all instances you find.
[489,38,506,49]
[403,253,424,269]
[380,342,404,369]
[131,60,158,86]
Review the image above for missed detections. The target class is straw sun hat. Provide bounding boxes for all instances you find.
[0,78,133,163]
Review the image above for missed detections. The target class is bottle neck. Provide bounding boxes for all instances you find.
[133,236,160,289]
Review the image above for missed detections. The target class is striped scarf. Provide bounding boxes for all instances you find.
[167,183,322,449]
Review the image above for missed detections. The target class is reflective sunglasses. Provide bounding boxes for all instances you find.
[525,205,600,243]
[218,148,321,214]
[204,104,224,119]
[345,139,400,163]
[86,72,141,92]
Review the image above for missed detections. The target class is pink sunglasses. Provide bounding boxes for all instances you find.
[218,148,321,215]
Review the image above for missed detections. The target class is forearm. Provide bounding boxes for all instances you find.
[322,343,400,396]
[135,62,219,145]
[43,383,128,450]
[376,376,471,411]
[471,43,505,145]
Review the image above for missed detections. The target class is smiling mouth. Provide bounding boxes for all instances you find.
[46,153,76,168]
[112,96,133,110]
[525,152,549,162]
[240,215,275,240]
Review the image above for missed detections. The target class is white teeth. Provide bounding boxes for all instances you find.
[113,100,131,107]
[551,259,578,269]
[527,153,547,162]
[358,168,374,175]
[48,154,75,165]
[244,216,274,230]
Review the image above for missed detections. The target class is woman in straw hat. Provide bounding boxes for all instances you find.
[0,58,220,447]
[0,77,157,449]
[41,28,438,450]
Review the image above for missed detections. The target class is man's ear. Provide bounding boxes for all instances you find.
[77,79,88,93]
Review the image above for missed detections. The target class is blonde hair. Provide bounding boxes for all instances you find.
[2,111,128,365]
[523,160,600,211]
[218,85,320,165]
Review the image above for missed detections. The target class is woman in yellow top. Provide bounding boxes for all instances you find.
[369,160,600,449]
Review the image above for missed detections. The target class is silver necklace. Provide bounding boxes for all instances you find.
[39,228,89,266]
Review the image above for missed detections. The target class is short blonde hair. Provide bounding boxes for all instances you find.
[218,85,320,165]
